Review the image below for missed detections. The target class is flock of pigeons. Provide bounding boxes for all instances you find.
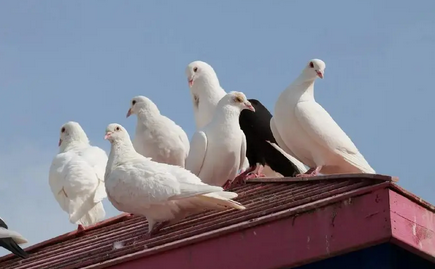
[0,59,376,259]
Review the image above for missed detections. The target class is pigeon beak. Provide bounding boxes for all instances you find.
[188,76,194,87]
[58,139,62,146]
[104,132,112,140]
[126,108,132,118]
[245,102,255,112]
[316,70,324,79]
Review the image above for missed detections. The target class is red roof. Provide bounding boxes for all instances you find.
[0,174,433,269]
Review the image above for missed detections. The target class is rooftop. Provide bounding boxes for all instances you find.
[0,174,433,269]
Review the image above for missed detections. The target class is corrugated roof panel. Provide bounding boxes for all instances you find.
[0,175,395,269]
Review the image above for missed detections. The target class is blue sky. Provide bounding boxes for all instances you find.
[0,0,434,255]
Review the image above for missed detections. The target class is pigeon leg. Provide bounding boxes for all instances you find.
[247,164,266,178]
[223,166,256,190]
[222,180,232,190]
[77,224,85,232]
[144,221,170,239]
[296,166,322,178]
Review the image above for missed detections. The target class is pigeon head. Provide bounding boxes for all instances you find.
[126,96,159,118]
[185,60,219,89]
[302,59,326,80]
[220,91,255,112]
[104,123,130,143]
[58,121,89,148]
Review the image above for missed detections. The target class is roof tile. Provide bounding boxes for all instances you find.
[0,174,396,269]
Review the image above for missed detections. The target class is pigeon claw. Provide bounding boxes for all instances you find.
[143,221,170,240]
[77,224,86,233]
[246,172,266,179]
[296,166,322,178]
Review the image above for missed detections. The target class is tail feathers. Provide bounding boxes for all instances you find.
[76,201,106,226]
[0,229,28,244]
[341,151,376,174]
[266,141,308,174]
[204,191,238,200]
[195,192,246,211]
[0,238,29,259]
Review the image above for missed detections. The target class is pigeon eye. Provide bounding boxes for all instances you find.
[115,126,120,131]
[132,100,136,105]
[61,127,65,133]
[309,62,314,68]
[193,67,198,72]
[234,96,243,103]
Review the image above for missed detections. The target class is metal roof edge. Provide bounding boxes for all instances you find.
[246,173,398,184]
[389,183,435,213]
[81,181,391,269]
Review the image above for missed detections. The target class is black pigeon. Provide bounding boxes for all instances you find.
[238,99,303,177]
[0,217,29,259]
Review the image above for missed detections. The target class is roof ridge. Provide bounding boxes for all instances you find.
[246,173,398,184]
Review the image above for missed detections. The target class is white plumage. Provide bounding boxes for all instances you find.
[0,216,28,259]
[0,217,27,244]
[185,60,250,171]
[104,123,245,237]
[185,92,255,187]
[271,59,375,176]
[127,95,190,167]
[49,121,107,228]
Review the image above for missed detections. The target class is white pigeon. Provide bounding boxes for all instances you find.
[49,121,108,231]
[0,217,28,259]
[185,60,250,171]
[127,95,190,167]
[271,59,375,176]
[104,123,245,238]
[185,91,255,187]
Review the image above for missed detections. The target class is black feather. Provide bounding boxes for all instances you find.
[0,218,29,259]
[0,238,29,259]
[239,99,301,177]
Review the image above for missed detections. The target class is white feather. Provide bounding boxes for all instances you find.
[185,92,250,187]
[0,217,27,244]
[49,121,107,227]
[104,123,245,232]
[185,61,249,171]
[272,59,375,174]
[130,96,190,168]
[265,140,308,174]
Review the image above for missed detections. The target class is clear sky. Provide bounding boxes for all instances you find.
[0,0,434,256]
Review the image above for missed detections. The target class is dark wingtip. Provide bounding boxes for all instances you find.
[0,238,30,259]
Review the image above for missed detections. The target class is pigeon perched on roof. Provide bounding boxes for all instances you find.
[185,91,255,189]
[0,217,28,259]
[239,99,307,178]
[104,123,245,238]
[49,121,107,231]
[185,60,250,171]
[271,59,375,177]
[127,95,190,167]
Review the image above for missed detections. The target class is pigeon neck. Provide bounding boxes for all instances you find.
[213,105,241,125]
[191,75,222,96]
[109,139,136,163]
[136,109,160,126]
[111,139,135,154]
[59,140,89,153]
[288,74,316,102]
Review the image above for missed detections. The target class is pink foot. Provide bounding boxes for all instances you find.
[222,179,233,190]
[245,172,266,179]
[223,166,256,190]
[296,166,322,178]
[77,224,85,232]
